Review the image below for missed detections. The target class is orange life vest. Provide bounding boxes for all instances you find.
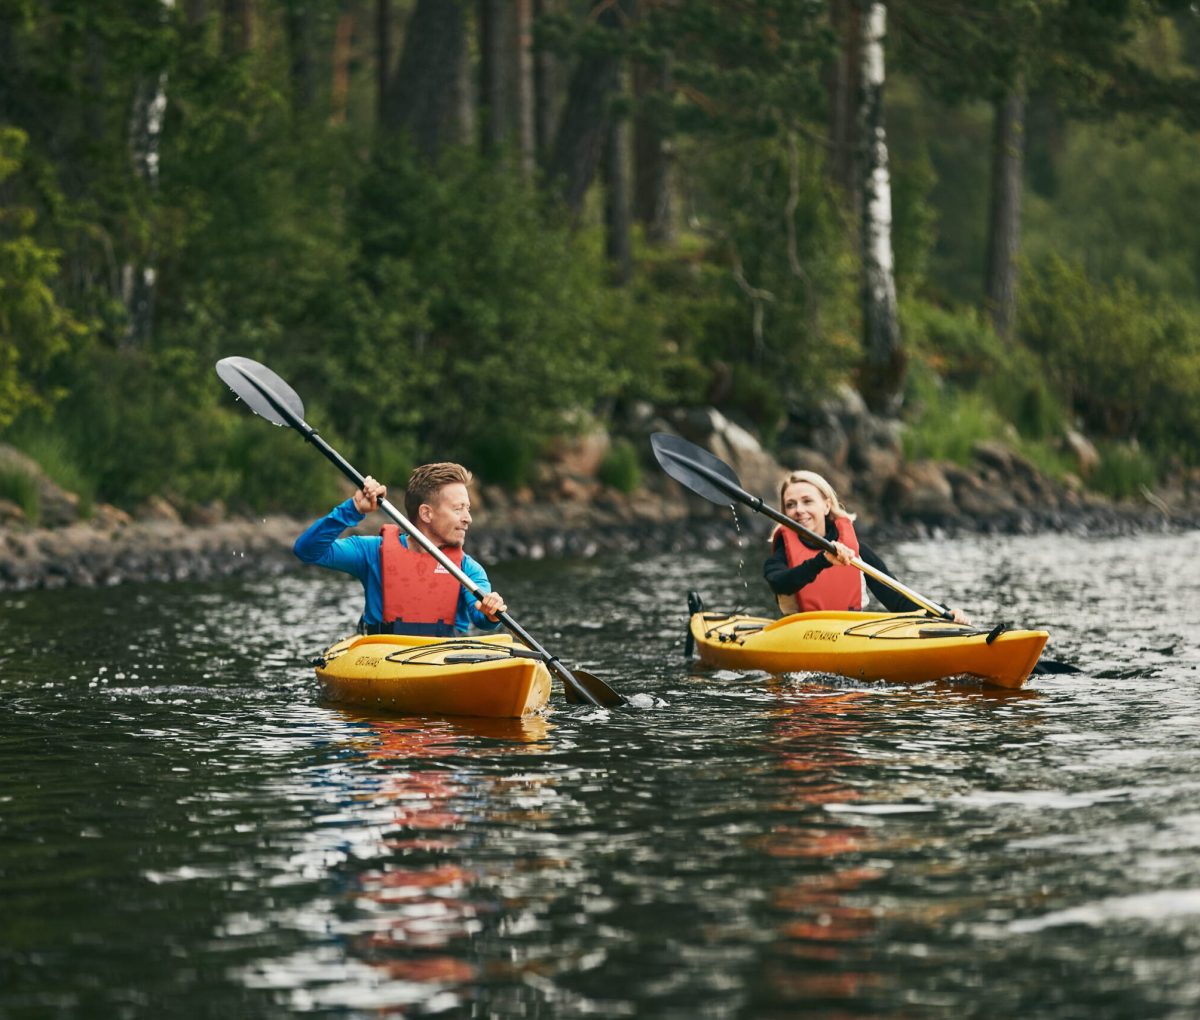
[778,517,863,613]
[379,525,465,636]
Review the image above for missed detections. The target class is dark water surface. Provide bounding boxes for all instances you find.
[2,531,1199,1018]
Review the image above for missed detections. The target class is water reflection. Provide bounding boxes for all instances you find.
[238,711,555,1013]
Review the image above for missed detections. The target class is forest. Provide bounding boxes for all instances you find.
[2,0,1199,522]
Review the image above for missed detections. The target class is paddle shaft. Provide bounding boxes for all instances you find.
[232,363,609,706]
[662,448,954,620]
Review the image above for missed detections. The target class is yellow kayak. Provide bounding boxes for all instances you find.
[315,633,553,718]
[689,610,1049,689]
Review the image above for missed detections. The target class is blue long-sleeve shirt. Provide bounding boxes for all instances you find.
[293,498,500,633]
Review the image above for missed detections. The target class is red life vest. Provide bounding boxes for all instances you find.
[779,517,863,612]
[379,525,465,636]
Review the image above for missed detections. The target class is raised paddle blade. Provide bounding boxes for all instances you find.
[216,357,306,427]
[650,432,742,506]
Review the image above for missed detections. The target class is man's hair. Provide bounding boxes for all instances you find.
[405,462,473,519]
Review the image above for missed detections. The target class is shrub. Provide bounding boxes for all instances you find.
[597,439,641,493]
[0,464,39,524]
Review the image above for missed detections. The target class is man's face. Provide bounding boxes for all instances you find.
[420,482,472,547]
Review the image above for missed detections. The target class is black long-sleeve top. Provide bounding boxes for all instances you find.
[762,519,921,613]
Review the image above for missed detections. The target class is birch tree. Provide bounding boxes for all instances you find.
[857,0,904,416]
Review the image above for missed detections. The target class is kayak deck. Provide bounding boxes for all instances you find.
[315,633,552,718]
[689,609,1048,689]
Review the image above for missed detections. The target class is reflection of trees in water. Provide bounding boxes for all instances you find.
[752,687,889,1009]
[340,714,555,1006]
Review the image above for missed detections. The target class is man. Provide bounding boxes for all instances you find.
[294,462,506,636]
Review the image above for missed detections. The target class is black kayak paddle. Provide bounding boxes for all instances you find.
[216,356,624,708]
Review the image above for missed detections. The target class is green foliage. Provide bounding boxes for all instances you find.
[903,298,1067,441]
[0,463,39,524]
[1019,254,1200,459]
[0,127,90,428]
[2,422,94,517]
[350,143,640,468]
[468,434,539,490]
[597,439,641,494]
[1022,119,1200,304]
[1090,441,1159,500]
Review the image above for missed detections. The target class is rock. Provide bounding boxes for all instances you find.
[1062,428,1100,478]
[0,499,26,527]
[91,503,133,530]
[136,495,181,523]
[885,460,959,521]
[184,500,226,526]
[852,445,903,501]
[548,429,611,480]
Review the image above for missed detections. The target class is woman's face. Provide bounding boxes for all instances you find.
[781,481,832,532]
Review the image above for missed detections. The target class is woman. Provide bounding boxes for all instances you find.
[763,469,969,622]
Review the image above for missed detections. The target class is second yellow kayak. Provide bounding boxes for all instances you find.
[690,609,1048,689]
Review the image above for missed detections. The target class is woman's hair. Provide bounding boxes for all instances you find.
[405,462,473,519]
[777,470,856,521]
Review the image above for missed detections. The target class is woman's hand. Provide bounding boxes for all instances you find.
[948,607,971,625]
[823,541,854,566]
[353,476,387,514]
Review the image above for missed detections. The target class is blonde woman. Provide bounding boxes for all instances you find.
[763,470,969,622]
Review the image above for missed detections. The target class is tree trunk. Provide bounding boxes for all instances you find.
[184,0,208,26]
[546,1,626,216]
[984,88,1026,342]
[479,0,508,152]
[285,1,320,116]
[123,2,173,349]
[381,0,472,159]
[376,0,391,123]
[532,0,561,163]
[826,0,861,200]
[857,0,904,416]
[633,58,674,244]
[604,104,632,283]
[512,0,536,176]
[222,0,253,56]
[330,3,355,125]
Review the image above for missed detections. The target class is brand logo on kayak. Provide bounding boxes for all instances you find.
[802,630,839,643]
[434,565,449,574]
[355,655,382,665]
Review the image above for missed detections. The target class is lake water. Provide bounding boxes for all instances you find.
[2,530,1199,1018]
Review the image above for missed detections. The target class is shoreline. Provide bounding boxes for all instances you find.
[0,490,1189,593]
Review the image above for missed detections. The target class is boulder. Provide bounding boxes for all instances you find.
[885,460,959,521]
[1062,428,1100,478]
[136,495,182,523]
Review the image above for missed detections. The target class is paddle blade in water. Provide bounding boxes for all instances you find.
[567,669,624,708]
[216,356,306,427]
[650,432,742,506]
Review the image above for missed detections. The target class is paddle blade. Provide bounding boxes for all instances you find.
[216,356,306,428]
[650,432,742,506]
[1031,656,1083,675]
[558,668,623,707]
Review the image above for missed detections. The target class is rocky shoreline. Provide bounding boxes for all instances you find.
[2,393,1196,593]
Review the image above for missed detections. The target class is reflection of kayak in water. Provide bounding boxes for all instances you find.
[689,609,1048,690]
[315,633,552,718]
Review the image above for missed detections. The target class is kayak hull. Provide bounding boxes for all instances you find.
[315,633,553,718]
[689,610,1048,690]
